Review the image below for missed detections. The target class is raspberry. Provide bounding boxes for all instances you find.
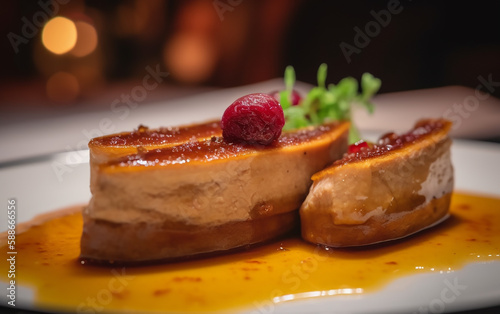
[221,93,285,145]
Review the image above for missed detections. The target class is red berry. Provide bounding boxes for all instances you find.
[348,140,369,154]
[289,90,302,106]
[221,93,285,145]
[269,89,302,106]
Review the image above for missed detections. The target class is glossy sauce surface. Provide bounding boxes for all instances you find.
[1,192,499,313]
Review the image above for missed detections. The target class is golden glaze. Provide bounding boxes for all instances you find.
[90,120,221,147]
[89,120,221,163]
[321,119,452,174]
[104,123,346,170]
[1,192,499,313]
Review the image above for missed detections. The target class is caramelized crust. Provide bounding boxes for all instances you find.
[89,120,221,164]
[103,123,348,170]
[301,119,454,247]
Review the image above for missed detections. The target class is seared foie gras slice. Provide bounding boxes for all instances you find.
[81,121,350,263]
[89,120,221,164]
[300,119,454,247]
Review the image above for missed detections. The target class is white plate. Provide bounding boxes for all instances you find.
[1,138,500,314]
[1,82,500,313]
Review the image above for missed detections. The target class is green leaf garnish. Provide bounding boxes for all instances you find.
[285,65,295,92]
[317,63,328,89]
[279,66,296,110]
[281,64,381,144]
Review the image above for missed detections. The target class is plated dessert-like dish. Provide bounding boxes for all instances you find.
[1,65,500,314]
[81,64,456,264]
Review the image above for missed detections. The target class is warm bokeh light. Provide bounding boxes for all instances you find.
[164,33,217,83]
[46,72,80,103]
[70,21,98,57]
[42,17,78,55]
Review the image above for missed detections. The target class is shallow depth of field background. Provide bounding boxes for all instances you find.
[1,0,499,130]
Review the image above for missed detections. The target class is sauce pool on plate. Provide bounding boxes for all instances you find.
[1,192,499,313]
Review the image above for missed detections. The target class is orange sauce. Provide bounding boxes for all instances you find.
[1,192,499,313]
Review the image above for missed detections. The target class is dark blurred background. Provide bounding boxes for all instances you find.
[1,0,499,119]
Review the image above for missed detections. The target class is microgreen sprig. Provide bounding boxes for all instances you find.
[280,64,381,144]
